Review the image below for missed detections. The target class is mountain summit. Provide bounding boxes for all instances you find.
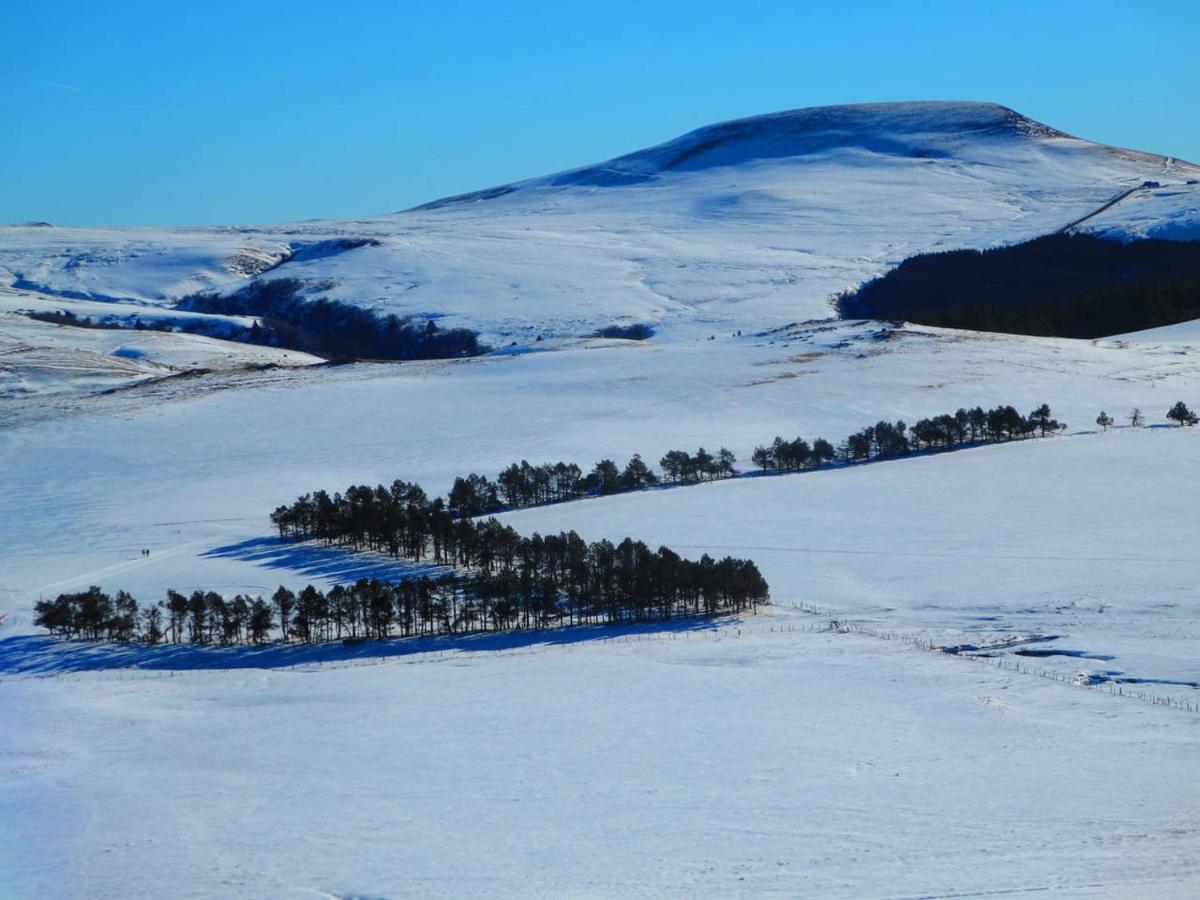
[419,101,1182,208]
[559,101,1068,179]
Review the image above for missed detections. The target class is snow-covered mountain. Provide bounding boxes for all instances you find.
[422,101,1144,197]
[2,101,1198,357]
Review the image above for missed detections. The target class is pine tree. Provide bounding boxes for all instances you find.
[272,586,296,641]
[187,591,208,643]
[751,445,773,471]
[1028,403,1062,437]
[716,448,737,479]
[1167,401,1198,426]
[166,590,188,643]
[811,438,836,467]
[111,590,139,642]
[619,454,658,489]
[141,604,164,644]
[587,459,622,495]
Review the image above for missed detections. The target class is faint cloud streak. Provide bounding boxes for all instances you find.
[33,77,82,93]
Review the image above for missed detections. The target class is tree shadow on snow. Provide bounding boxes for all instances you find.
[200,536,454,584]
[1,535,750,674]
[0,615,741,675]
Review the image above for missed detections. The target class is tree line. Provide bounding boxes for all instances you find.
[30,278,488,362]
[887,279,1200,339]
[179,277,487,361]
[36,529,769,645]
[753,403,1062,469]
[45,395,1193,649]
[442,448,734,518]
[270,402,1069,546]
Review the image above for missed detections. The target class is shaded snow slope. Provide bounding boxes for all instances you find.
[0,229,291,302]
[2,102,1197,363]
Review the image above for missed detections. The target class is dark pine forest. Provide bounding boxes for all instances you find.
[838,234,1200,338]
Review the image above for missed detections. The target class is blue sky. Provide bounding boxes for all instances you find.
[4,0,1197,226]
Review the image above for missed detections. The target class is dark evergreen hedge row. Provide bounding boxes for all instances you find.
[178,278,487,360]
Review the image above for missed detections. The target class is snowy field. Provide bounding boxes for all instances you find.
[502,424,1200,696]
[3,319,1200,897]
[3,101,1200,897]
[4,320,1200,615]
[5,611,1199,899]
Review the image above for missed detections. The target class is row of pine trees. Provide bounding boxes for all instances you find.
[445,448,735,517]
[297,403,1068,532]
[36,526,769,645]
[811,403,1063,466]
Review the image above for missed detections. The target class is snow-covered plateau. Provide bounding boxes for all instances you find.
[2,101,1200,898]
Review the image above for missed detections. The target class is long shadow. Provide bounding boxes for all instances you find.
[0,615,739,675]
[201,536,454,584]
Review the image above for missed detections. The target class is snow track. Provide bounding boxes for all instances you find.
[1057,183,1145,233]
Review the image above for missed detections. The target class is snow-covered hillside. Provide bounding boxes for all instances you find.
[6,608,1199,899]
[0,284,322,399]
[4,315,1198,669]
[502,424,1200,696]
[3,101,1198,357]
[4,102,1200,898]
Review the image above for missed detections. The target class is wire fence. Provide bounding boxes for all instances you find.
[772,600,1200,714]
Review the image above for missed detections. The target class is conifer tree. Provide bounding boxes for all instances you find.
[1167,401,1198,426]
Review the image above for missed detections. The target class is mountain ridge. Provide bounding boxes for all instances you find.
[413,100,1194,211]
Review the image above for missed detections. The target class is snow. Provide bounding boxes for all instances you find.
[5,332,1200,897]
[500,425,1200,697]
[5,612,1200,899]
[1082,182,1200,241]
[2,101,1197,363]
[1115,316,1200,344]
[3,320,1199,628]
[3,102,1200,897]
[0,285,322,400]
[0,229,290,301]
